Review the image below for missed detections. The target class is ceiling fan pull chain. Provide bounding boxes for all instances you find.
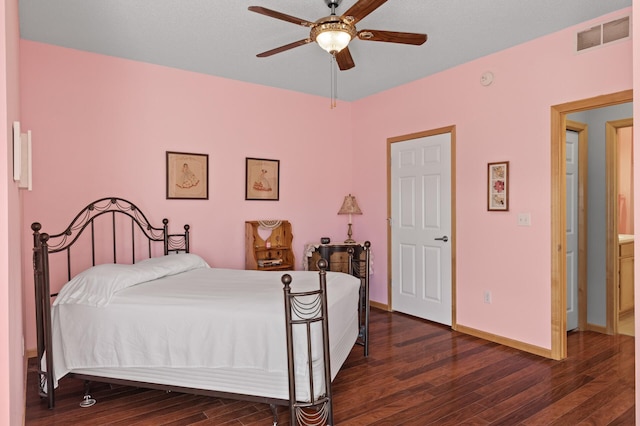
[331,54,337,109]
[330,54,335,108]
[335,56,338,107]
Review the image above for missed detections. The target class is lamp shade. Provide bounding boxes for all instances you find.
[337,194,363,215]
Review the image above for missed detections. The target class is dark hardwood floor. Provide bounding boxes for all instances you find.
[25,309,636,425]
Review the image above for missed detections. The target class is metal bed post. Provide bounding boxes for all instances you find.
[32,223,56,409]
[319,262,334,426]
[184,224,190,253]
[90,221,96,267]
[348,241,371,357]
[163,219,169,255]
[130,216,136,263]
[282,276,297,425]
[282,259,334,426]
[361,241,371,357]
[111,211,117,263]
[40,234,56,409]
[31,223,45,397]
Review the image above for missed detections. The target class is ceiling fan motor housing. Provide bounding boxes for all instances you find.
[311,17,356,39]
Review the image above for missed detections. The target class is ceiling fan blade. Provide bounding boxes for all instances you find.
[335,47,355,71]
[256,39,313,57]
[357,30,427,45]
[248,6,314,27]
[341,0,388,25]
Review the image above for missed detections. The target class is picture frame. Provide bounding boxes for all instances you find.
[245,157,280,201]
[166,151,209,200]
[488,161,509,211]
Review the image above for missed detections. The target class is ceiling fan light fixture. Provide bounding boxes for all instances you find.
[311,22,356,54]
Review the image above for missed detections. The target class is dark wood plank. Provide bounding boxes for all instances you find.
[25,309,635,425]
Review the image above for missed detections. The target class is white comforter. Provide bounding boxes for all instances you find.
[50,255,361,388]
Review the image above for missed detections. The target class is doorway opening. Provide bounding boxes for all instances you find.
[607,118,634,336]
[565,120,588,333]
[551,89,633,360]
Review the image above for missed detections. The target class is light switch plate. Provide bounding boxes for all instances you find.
[517,213,531,226]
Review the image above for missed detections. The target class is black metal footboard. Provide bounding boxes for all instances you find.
[282,259,334,426]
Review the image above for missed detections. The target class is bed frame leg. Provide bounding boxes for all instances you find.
[269,404,278,425]
[79,381,96,408]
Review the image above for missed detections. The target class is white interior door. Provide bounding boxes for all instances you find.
[566,129,579,331]
[391,132,452,325]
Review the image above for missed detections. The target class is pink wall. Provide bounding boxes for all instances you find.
[15,4,638,423]
[2,0,24,424]
[0,3,9,413]
[351,8,632,350]
[19,40,359,350]
[633,1,639,422]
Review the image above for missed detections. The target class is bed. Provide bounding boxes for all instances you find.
[31,197,370,425]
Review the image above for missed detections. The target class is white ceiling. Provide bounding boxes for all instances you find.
[18,0,632,101]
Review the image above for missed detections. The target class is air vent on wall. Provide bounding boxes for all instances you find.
[576,16,630,52]
[603,16,630,43]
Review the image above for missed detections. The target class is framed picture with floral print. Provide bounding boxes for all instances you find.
[487,161,509,211]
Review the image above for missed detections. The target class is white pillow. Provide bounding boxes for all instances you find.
[136,253,210,274]
[54,254,209,307]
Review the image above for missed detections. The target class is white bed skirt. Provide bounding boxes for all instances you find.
[64,310,358,402]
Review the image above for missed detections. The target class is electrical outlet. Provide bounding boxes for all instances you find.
[484,291,492,304]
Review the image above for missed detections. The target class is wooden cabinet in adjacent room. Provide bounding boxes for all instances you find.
[619,240,634,314]
[245,220,295,271]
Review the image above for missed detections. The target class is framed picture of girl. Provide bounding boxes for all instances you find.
[166,151,209,200]
[245,157,279,201]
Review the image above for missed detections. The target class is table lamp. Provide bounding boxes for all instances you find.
[337,194,362,243]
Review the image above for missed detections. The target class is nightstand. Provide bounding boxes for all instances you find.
[305,241,371,356]
[305,242,367,272]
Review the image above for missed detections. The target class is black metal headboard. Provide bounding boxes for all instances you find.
[31,197,190,407]
[33,197,189,265]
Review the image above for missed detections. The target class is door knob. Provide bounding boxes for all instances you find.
[434,236,449,242]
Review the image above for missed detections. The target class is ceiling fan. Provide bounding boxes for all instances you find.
[248,0,427,71]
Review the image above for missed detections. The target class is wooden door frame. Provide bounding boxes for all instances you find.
[566,119,588,332]
[606,117,634,335]
[550,89,632,360]
[386,125,457,328]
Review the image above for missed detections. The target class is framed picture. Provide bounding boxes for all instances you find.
[166,151,209,200]
[245,157,279,201]
[488,161,509,211]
